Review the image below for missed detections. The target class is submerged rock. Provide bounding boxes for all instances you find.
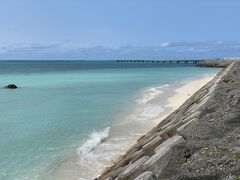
[5,84,18,89]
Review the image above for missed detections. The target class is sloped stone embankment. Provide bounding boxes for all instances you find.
[96,61,239,180]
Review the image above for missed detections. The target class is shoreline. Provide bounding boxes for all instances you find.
[152,75,215,125]
[47,73,218,180]
[97,69,223,179]
[166,75,215,112]
[97,61,237,180]
[92,74,217,179]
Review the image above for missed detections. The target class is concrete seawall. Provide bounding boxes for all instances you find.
[96,61,240,180]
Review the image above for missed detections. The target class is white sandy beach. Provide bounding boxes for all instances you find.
[153,75,215,124]
[166,75,215,110]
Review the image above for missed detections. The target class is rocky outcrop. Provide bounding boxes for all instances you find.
[97,61,240,180]
[5,84,18,89]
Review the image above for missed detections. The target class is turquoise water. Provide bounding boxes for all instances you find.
[0,61,220,179]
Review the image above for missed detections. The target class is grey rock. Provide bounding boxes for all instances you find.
[118,156,149,180]
[134,171,157,180]
[5,84,17,89]
[143,145,173,176]
[131,150,144,163]
[142,136,163,156]
[154,135,185,153]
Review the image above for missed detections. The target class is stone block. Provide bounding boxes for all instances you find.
[131,149,144,163]
[155,135,185,153]
[118,156,149,180]
[142,136,163,156]
[134,171,157,180]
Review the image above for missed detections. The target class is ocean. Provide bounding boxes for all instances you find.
[0,61,220,180]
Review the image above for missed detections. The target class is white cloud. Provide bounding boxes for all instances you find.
[1,41,240,60]
[160,42,171,47]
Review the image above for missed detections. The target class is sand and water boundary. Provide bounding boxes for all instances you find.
[49,69,218,180]
[97,61,238,180]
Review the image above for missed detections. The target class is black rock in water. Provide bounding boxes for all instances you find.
[5,84,18,89]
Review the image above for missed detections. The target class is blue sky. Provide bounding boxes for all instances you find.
[0,0,240,60]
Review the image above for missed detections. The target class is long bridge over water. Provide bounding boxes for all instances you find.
[116,60,204,64]
[116,59,231,67]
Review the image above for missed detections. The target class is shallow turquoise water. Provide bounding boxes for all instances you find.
[0,61,220,179]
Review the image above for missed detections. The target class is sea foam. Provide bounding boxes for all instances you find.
[136,84,169,105]
[138,105,164,120]
[78,127,111,157]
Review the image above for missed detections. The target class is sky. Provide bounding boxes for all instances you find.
[0,0,240,60]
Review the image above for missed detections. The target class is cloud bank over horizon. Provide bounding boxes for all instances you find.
[0,1,240,60]
[0,41,240,60]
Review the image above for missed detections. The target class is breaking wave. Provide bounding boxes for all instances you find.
[78,127,111,156]
[136,84,170,105]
